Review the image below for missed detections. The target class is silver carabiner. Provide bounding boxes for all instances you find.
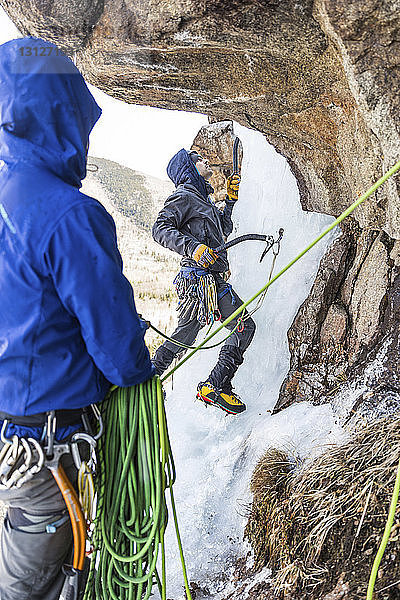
[4,437,32,488]
[90,403,103,440]
[0,420,13,445]
[45,411,57,458]
[0,435,23,482]
[70,432,97,470]
[15,438,45,488]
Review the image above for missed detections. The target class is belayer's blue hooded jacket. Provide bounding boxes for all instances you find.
[0,37,154,417]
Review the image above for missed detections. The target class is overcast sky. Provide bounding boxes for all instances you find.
[0,7,208,180]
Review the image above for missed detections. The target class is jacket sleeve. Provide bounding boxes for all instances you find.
[43,201,155,387]
[152,195,200,258]
[219,196,235,237]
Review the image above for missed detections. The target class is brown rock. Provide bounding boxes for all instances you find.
[191,120,242,203]
[2,0,399,237]
[348,235,390,363]
[275,232,352,412]
[320,304,348,346]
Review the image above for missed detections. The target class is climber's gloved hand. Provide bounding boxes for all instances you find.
[192,244,218,268]
[226,174,241,202]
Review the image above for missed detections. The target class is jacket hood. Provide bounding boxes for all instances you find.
[167,148,210,201]
[0,37,101,187]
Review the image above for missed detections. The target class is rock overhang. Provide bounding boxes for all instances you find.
[2,0,399,237]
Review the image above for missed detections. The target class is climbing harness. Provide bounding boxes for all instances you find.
[0,388,192,600]
[174,267,219,326]
[0,422,45,489]
[83,377,192,600]
[150,229,284,353]
[173,233,278,328]
[0,407,102,599]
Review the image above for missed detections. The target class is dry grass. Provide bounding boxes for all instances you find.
[245,416,400,599]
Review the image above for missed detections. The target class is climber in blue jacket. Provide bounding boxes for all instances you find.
[0,37,154,600]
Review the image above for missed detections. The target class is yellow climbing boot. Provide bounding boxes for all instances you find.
[196,382,246,415]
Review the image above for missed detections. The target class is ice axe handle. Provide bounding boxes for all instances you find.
[48,463,86,572]
[215,233,271,254]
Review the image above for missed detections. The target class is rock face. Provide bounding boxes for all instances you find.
[275,223,399,416]
[3,2,399,598]
[191,120,242,204]
[3,1,399,232]
[3,0,399,419]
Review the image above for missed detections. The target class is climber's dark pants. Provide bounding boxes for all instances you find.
[153,273,256,390]
[0,447,77,600]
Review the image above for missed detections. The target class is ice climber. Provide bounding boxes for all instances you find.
[0,37,154,600]
[152,149,256,414]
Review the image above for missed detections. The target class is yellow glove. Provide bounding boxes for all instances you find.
[226,174,241,202]
[192,244,218,268]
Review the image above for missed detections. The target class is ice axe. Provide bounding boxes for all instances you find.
[232,136,241,174]
[215,229,284,263]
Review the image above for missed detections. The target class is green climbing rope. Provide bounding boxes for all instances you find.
[148,315,245,351]
[366,456,400,600]
[83,377,192,600]
[162,159,400,383]
[81,159,400,600]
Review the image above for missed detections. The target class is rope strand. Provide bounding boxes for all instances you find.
[161,159,400,382]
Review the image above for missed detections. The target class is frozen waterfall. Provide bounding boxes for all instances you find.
[159,123,346,599]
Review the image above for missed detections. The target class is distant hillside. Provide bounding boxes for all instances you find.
[86,155,174,231]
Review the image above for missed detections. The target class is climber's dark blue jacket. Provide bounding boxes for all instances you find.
[152,148,235,273]
[0,37,154,417]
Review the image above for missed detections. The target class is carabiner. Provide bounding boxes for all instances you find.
[45,411,57,458]
[15,438,45,488]
[70,432,97,470]
[0,420,13,445]
[90,403,103,440]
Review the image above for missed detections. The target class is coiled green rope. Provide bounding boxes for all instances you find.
[83,376,192,600]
